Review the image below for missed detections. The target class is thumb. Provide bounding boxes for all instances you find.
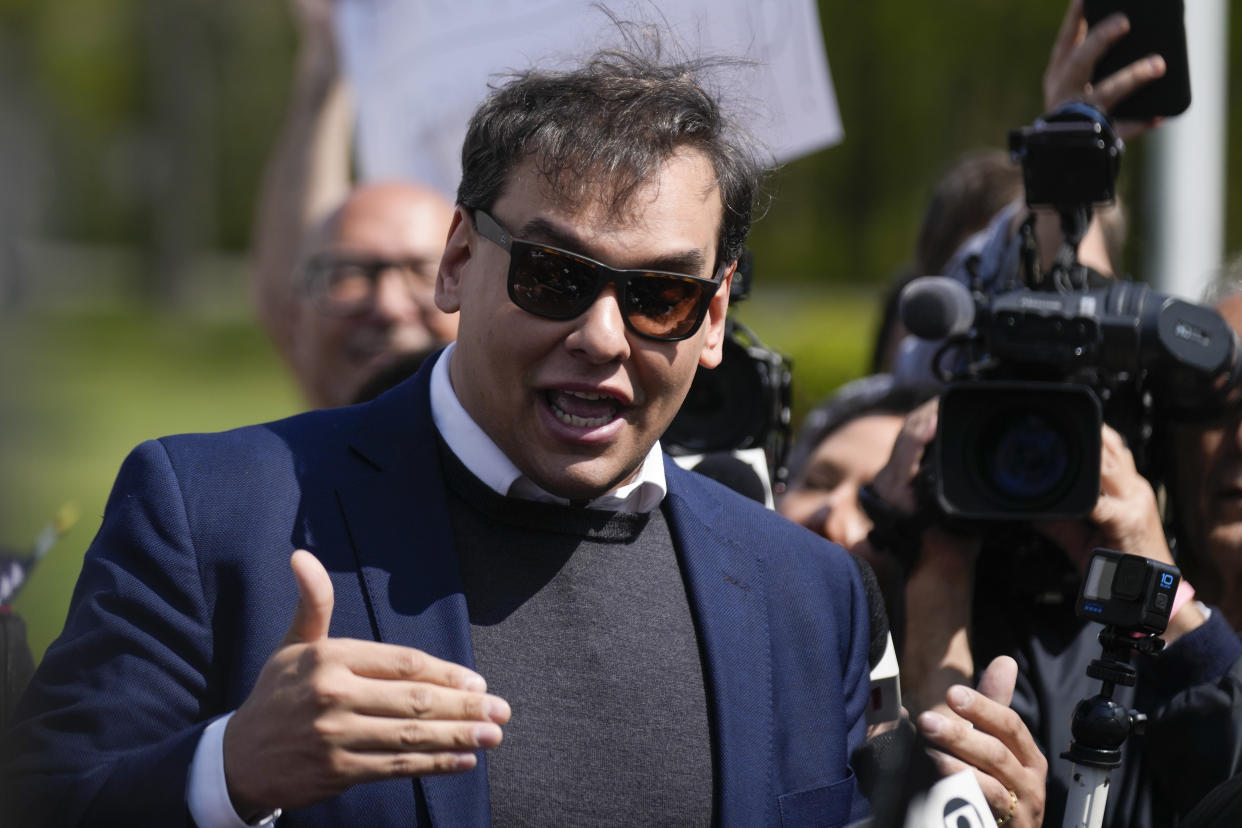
[281,549,335,646]
[975,655,1017,708]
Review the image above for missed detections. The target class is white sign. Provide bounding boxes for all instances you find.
[337,0,842,199]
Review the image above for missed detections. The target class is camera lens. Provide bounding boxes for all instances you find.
[979,410,1073,503]
[936,382,1101,520]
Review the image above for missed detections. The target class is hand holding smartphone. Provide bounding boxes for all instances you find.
[1084,0,1191,120]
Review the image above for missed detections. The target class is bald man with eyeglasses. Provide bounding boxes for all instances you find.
[281,182,458,408]
[248,0,457,409]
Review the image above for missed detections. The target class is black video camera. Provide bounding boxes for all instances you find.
[901,103,1242,521]
[664,251,794,489]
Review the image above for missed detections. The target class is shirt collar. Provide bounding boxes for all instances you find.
[429,342,666,513]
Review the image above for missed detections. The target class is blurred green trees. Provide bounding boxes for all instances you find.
[3,1,1237,301]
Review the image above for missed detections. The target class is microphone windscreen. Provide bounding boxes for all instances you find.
[899,276,976,340]
[850,554,890,669]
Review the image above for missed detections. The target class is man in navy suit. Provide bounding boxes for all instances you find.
[3,36,1040,828]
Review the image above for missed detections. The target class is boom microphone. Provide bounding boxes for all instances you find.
[898,277,976,341]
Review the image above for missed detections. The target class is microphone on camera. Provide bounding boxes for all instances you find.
[898,277,976,341]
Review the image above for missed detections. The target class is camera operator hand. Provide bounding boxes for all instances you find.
[1036,425,1206,642]
[1043,0,1167,141]
[917,656,1048,828]
[865,400,983,715]
[862,407,1046,826]
[869,399,937,517]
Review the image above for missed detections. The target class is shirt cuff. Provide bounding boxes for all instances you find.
[187,712,282,828]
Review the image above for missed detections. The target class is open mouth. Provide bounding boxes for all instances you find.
[545,389,622,428]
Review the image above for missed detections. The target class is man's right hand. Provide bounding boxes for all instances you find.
[222,550,510,820]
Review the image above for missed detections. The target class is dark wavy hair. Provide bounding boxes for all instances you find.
[456,25,769,270]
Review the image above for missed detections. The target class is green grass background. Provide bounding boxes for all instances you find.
[0,288,877,662]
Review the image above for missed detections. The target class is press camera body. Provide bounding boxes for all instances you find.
[903,103,1242,521]
[664,251,794,492]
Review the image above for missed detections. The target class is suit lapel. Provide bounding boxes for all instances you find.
[334,356,491,827]
[664,461,774,826]
[331,369,773,825]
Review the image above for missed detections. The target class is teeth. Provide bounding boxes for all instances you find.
[548,389,616,428]
[552,408,612,428]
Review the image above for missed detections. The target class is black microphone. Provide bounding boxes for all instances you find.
[898,276,976,341]
[689,453,768,505]
[850,554,890,670]
[853,552,902,729]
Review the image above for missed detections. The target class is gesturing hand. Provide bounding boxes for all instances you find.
[222,550,510,820]
[917,657,1047,828]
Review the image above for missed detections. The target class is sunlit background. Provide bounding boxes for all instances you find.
[1,1,1239,660]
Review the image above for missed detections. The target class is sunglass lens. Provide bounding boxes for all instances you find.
[510,246,599,318]
[625,276,707,339]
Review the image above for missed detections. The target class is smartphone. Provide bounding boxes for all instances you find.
[1083,0,1191,120]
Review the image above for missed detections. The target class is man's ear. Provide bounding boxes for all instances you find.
[697,261,735,369]
[435,206,473,314]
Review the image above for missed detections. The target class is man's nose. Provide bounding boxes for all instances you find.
[564,286,631,363]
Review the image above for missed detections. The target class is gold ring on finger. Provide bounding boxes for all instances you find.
[996,788,1018,825]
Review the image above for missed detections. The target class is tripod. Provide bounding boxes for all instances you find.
[1061,625,1165,828]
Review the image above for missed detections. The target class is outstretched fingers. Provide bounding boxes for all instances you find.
[918,683,1046,827]
[316,636,489,690]
[1047,0,1087,72]
[346,673,510,724]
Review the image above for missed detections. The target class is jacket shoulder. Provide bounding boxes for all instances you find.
[666,457,854,566]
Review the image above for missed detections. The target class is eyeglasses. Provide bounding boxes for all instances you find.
[471,209,723,342]
[302,253,438,316]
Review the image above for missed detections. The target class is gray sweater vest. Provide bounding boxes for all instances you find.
[443,451,715,827]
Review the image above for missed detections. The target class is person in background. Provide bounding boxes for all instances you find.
[1126,264,1242,816]
[879,0,1140,379]
[858,5,1239,822]
[1167,267,1242,631]
[780,375,927,554]
[870,150,1024,374]
[250,0,457,408]
[778,375,1047,825]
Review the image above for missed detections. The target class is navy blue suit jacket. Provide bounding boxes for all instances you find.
[4,355,872,826]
